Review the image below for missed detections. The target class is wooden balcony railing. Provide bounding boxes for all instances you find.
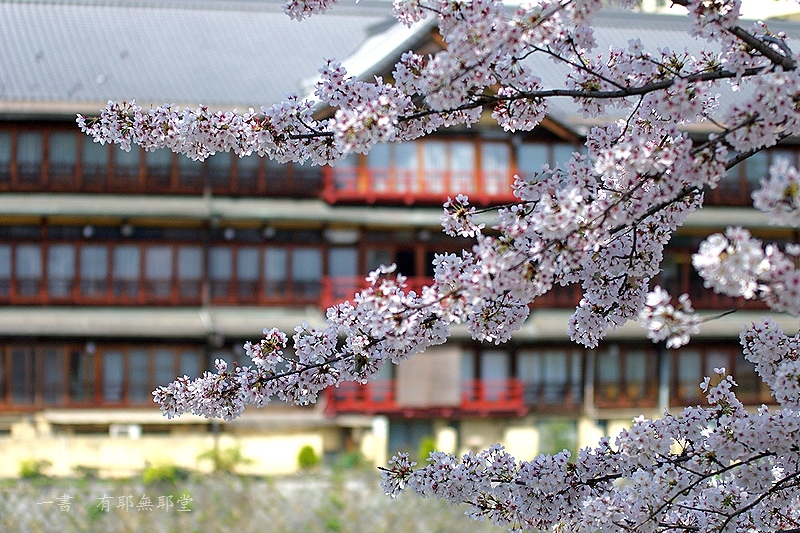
[322,166,518,206]
[325,378,526,416]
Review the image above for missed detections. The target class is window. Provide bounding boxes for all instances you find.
[0,132,12,183]
[10,347,35,404]
[332,152,360,191]
[178,155,203,190]
[47,244,75,297]
[292,248,322,298]
[177,246,202,299]
[482,143,510,195]
[145,246,172,298]
[238,154,261,192]
[69,348,95,403]
[80,245,108,297]
[17,132,43,184]
[479,350,509,401]
[518,348,581,405]
[208,152,231,190]
[0,245,10,296]
[209,246,233,298]
[113,245,140,298]
[595,345,657,407]
[237,247,259,299]
[450,141,475,193]
[113,146,140,187]
[102,351,124,403]
[422,140,447,193]
[15,244,42,296]
[517,143,548,180]
[264,247,287,299]
[146,148,171,189]
[49,132,77,184]
[82,138,108,187]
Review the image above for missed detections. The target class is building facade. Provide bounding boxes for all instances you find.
[0,0,795,476]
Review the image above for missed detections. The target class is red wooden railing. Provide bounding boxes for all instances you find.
[322,166,518,206]
[325,378,526,416]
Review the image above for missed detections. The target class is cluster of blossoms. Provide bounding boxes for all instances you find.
[639,286,701,349]
[381,375,800,532]
[86,0,800,531]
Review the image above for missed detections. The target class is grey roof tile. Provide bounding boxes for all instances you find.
[0,0,391,112]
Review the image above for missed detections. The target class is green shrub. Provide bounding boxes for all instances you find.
[297,445,321,470]
[141,463,190,485]
[19,459,51,479]
[418,436,437,463]
[197,444,253,474]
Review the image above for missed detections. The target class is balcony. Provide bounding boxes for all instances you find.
[326,378,526,417]
[323,166,518,206]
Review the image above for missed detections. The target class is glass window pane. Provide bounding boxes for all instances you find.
[178,154,203,189]
[113,245,139,298]
[10,348,34,404]
[292,248,321,297]
[146,148,171,183]
[745,151,768,192]
[395,143,417,193]
[0,244,10,296]
[41,347,65,404]
[678,349,702,399]
[209,247,232,280]
[114,146,140,177]
[49,132,77,176]
[69,348,94,402]
[145,246,172,280]
[517,351,541,384]
[154,349,174,388]
[113,246,140,279]
[48,244,75,297]
[129,350,149,403]
[422,141,447,193]
[16,244,42,277]
[366,145,389,192]
[237,248,259,281]
[292,248,321,281]
[80,245,108,297]
[328,248,358,278]
[177,246,202,279]
[16,244,41,296]
[208,151,232,186]
[450,142,475,193]
[264,247,287,298]
[597,348,620,383]
[365,248,392,272]
[552,144,575,168]
[0,132,11,180]
[179,351,201,379]
[237,154,260,191]
[102,351,124,403]
[482,143,510,195]
[82,138,108,186]
[517,144,548,180]
[334,152,360,192]
[17,132,42,182]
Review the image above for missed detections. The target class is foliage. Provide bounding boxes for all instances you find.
[416,437,437,464]
[297,445,321,470]
[141,463,190,486]
[197,444,254,474]
[82,0,800,531]
[19,459,51,479]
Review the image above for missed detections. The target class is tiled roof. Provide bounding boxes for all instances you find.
[0,0,393,114]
